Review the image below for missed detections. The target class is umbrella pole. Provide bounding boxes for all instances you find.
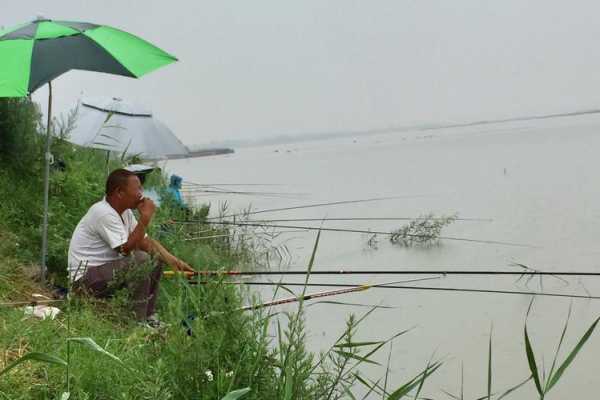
[41,81,53,284]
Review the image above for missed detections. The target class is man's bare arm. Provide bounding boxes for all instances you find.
[119,198,154,255]
[120,218,148,255]
[138,237,196,273]
[117,198,194,272]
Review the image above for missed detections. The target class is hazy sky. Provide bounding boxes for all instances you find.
[4,1,600,145]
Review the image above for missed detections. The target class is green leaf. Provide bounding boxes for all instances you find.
[274,281,296,297]
[120,139,133,162]
[341,384,358,400]
[103,111,114,124]
[359,329,412,367]
[362,336,396,360]
[307,230,321,271]
[523,325,544,396]
[546,316,600,392]
[545,303,572,392]
[98,133,121,140]
[414,360,432,400]
[441,389,461,400]
[353,372,384,398]
[220,387,251,400]
[277,319,284,366]
[283,365,293,400]
[496,377,532,400]
[302,229,321,293]
[333,341,385,349]
[58,392,70,400]
[0,352,67,377]
[383,342,394,397]
[415,353,442,400]
[354,304,385,327]
[333,350,381,366]
[309,304,384,375]
[387,361,442,400]
[67,337,123,364]
[101,125,126,131]
[307,300,395,309]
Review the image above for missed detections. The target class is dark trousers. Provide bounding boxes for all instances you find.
[76,252,163,320]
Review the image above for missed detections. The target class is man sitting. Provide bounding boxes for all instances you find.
[68,169,195,325]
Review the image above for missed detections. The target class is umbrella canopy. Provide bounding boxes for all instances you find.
[0,18,177,97]
[69,97,189,159]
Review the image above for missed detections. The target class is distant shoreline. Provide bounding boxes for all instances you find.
[168,147,234,160]
[191,107,600,150]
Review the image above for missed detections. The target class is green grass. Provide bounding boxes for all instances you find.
[0,98,431,399]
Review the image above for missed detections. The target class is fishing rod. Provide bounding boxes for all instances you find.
[182,181,285,187]
[173,278,600,302]
[238,279,409,311]
[181,192,305,200]
[179,275,439,286]
[180,188,305,197]
[250,217,492,222]
[182,229,310,241]
[204,195,429,221]
[173,220,536,248]
[181,279,405,333]
[164,269,600,278]
[183,192,306,200]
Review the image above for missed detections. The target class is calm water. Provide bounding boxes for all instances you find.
[167,114,600,398]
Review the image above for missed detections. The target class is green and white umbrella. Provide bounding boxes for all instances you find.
[0,17,177,280]
[0,18,176,96]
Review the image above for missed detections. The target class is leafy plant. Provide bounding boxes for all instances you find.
[389,213,458,247]
[524,304,600,399]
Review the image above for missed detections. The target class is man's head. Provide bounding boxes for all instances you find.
[106,169,143,209]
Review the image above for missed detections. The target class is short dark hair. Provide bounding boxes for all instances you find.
[106,169,137,195]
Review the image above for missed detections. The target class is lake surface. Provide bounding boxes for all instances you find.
[167,114,600,398]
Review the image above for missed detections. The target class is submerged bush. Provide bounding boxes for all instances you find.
[390,213,458,247]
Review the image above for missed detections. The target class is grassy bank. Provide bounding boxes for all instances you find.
[0,98,438,399]
[0,98,279,398]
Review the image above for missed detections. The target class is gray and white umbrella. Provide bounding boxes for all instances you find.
[68,96,189,160]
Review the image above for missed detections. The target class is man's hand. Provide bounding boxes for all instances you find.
[142,238,197,274]
[137,198,156,225]
[174,260,196,273]
[121,199,154,255]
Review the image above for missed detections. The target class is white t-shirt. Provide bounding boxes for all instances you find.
[68,198,138,281]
